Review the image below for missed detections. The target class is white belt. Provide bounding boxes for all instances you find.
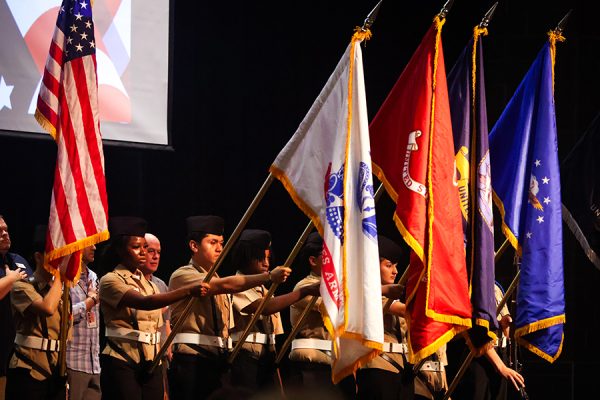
[382,342,407,354]
[496,336,508,349]
[172,333,232,349]
[291,338,332,352]
[14,334,60,352]
[420,361,443,372]
[105,327,161,345]
[230,332,276,345]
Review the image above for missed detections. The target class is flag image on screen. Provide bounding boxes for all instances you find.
[6,0,130,122]
[0,0,170,145]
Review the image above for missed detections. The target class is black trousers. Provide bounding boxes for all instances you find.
[284,360,350,399]
[356,368,415,400]
[168,352,229,400]
[452,355,508,400]
[5,367,66,400]
[100,355,163,400]
[229,349,276,393]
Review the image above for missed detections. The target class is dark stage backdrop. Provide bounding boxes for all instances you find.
[1,1,598,398]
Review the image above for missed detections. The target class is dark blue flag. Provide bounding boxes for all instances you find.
[448,28,498,352]
[561,113,600,270]
[489,36,565,362]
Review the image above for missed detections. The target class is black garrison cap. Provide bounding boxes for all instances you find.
[304,231,323,248]
[186,215,225,236]
[239,229,271,250]
[377,235,404,264]
[109,216,147,237]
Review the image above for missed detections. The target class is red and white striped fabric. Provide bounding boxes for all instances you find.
[35,0,109,282]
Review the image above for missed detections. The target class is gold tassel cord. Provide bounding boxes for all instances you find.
[547,30,565,91]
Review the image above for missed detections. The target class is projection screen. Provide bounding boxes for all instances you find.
[0,0,170,145]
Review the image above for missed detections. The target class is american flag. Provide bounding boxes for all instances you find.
[35,0,109,282]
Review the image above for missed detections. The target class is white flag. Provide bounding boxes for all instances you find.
[270,30,383,382]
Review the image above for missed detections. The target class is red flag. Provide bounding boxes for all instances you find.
[369,17,471,363]
[35,1,109,282]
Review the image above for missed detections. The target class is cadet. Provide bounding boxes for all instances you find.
[356,235,414,400]
[98,216,208,400]
[140,233,171,399]
[168,216,290,400]
[0,214,31,398]
[228,229,319,394]
[5,225,69,400]
[286,232,343,397]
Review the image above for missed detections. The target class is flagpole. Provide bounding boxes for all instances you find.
[228,219,315,363]
[274,295,318,365]
[58,282,70,377]
[438,0,454,19]
[148,174,275,374]
[361,0,383,31]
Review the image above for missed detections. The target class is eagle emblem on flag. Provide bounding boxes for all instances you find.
[325,162,345,242]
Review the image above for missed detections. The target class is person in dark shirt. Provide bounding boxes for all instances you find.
[0,215,32,399]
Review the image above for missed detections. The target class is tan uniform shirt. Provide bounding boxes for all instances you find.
[168,260,233,357]
[415,344,449,399]
[99,265,163,363]
[230,272,283,359]
[361,298,407,373]
[9,270,71,380]
[495,285,510,319]
[288,273,332,365]
[495,284,510,348]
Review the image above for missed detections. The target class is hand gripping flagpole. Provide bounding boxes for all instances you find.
[148,174,275,374]
[58,282,70,377]
[381,264,409,315]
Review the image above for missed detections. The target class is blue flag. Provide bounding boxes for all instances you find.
[489,37,565,362]
[448,29,498,351]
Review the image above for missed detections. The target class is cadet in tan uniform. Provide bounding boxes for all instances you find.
[286,232,342,397]
[356,235,414,400]
[5,225,70,400]
[414,345,449,400]
[99,217,208,400]
[229,229,319,394]
[168,216,291,400]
